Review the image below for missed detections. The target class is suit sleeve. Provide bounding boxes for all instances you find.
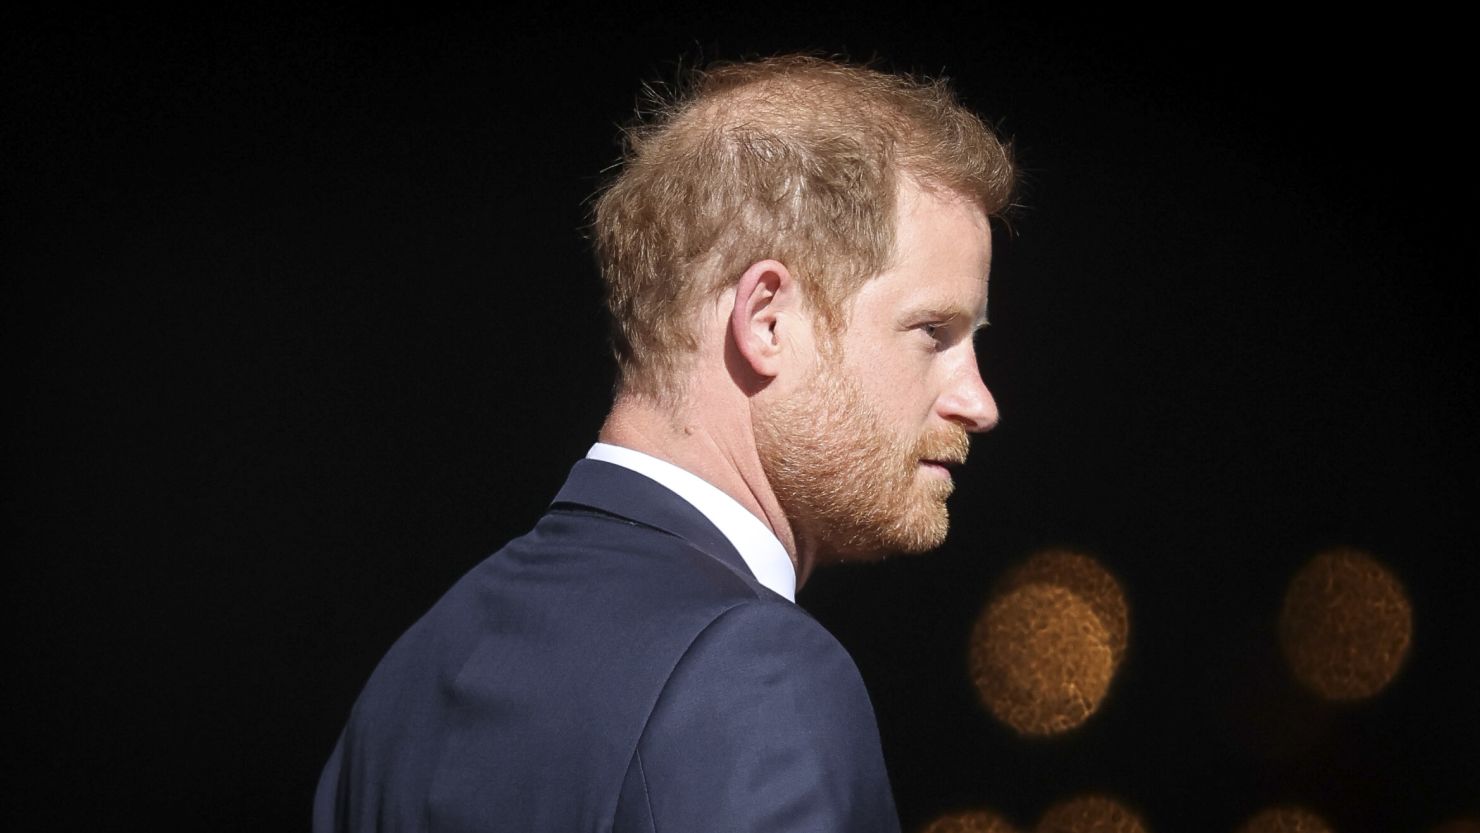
[615,600,902,833]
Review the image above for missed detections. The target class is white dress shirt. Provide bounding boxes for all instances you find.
[586,442,797,602]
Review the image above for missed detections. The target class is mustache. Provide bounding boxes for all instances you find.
[915,426,970,465]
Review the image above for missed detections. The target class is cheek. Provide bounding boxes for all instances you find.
[855,359,935,425]
[837,327,937,424]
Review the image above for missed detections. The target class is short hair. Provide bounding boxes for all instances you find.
[592,54,1016,400]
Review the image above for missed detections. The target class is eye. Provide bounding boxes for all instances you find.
[908,312,966,351]
[919,322,949,350]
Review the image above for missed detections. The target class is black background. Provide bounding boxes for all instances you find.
[6,7,1475,832]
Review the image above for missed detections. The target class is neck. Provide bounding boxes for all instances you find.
[598,389,817,588]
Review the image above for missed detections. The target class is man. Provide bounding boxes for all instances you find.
[316,55,1015,832]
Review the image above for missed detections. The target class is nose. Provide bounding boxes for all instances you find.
[938,357,999,433]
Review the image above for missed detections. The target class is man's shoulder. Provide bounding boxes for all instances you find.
[328,507,831,831]
[372,497,780,712]
[620,587,898,831]
[452,491,841,700]
[657,594,870,713]
[318,486,895,832]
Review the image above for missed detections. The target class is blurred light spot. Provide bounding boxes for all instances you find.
[1279,547,1413,700]
[972,585,1113,734]
[1431,819,1480,833]
[1236,806,1333,833]
[919,808,1019,833]
[1000,550,1129,664]
[970,550,1128,735]
[1036,794,1148,833]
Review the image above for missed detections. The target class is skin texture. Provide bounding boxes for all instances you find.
[600,178,999,587]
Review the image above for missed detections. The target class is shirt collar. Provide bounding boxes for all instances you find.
[585,442,797,602]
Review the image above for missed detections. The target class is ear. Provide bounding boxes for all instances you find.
[729,259,803,380]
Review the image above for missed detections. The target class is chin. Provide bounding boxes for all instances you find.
[889,515,951,555]
[885,484,955,554]
[822,501,953,562]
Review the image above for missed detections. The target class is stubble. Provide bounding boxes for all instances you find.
[754,359,969,560]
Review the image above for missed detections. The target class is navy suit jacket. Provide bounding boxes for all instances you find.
[315,459,902,832]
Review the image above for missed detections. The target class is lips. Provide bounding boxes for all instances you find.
[919,457,964,477]
[920,449,967,468]
[915,427,970,481]
[921,458,963,469]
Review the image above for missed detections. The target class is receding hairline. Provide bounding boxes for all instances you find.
[722,62,999,202]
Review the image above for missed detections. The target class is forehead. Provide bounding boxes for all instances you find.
[851,182,994,319]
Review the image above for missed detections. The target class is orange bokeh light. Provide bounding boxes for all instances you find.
[1035,794,1148,833]
[998,550,1129,665]
[970,550,1129,735]
[1235,806,1334,833]
[1279,547,1413,700]
[919,808,1020,833]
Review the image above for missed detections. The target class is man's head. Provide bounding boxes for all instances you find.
[592,55,1015,562]
[592,54,1015,400]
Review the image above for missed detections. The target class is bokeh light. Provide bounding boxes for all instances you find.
[970,550,1129,735]
[1279,547,1413,700]
[918,808,1019,833]
[1035,794,1148,833]
[972,584,1113,734]
[998,550,1129,664]
[1235,806,1333,833]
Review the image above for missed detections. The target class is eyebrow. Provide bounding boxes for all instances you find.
[905,304,990,331]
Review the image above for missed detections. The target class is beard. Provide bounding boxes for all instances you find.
[753,357,971,561]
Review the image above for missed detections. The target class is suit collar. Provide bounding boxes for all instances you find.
[551,459,770,596]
